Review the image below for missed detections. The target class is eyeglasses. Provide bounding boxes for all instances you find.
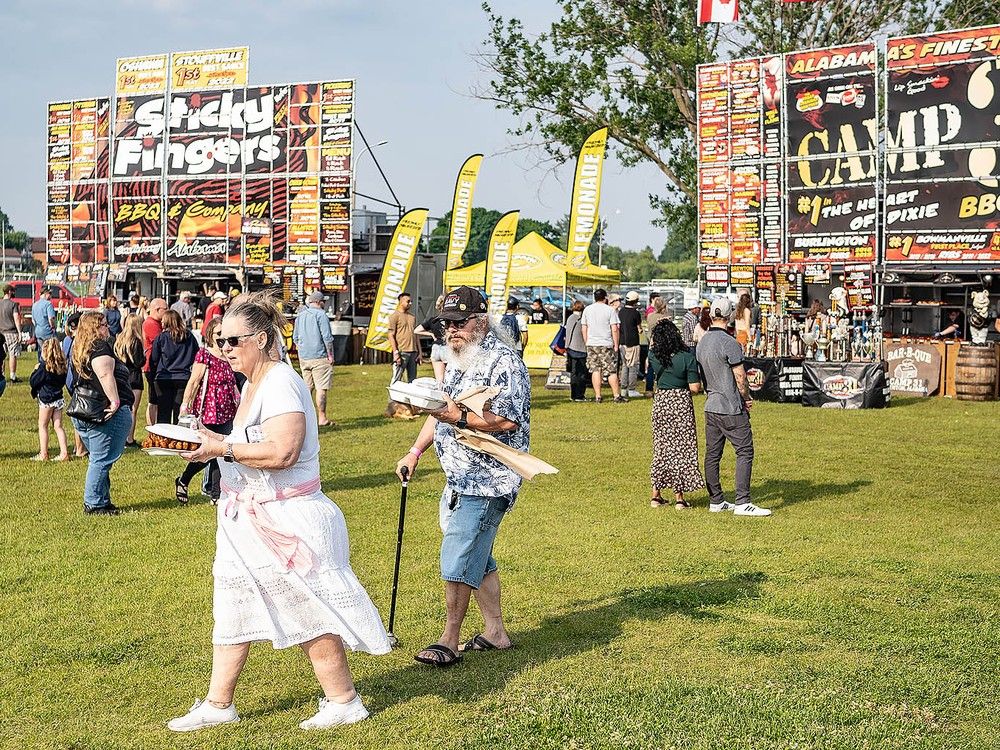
[215,333,256,349]
[443,317,477,330]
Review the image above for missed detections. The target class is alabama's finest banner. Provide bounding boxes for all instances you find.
[364,208,429,352]
[484,210,519,317]
[446,154,483,270]
[566,127,607,270]
[885,25,1000,264]
[784,43,878,263]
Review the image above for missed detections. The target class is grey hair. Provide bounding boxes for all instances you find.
[224,289,287,350]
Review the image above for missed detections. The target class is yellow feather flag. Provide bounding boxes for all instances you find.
[364,208,429,352]
[446,154,484,270]
[566,127,608,270]
[484,210,520,317]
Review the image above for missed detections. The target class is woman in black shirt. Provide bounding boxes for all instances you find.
[70,311,135,515]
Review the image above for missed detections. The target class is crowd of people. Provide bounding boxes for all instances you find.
[1,278,772,732]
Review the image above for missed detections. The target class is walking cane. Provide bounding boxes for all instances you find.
[387,465,409,647]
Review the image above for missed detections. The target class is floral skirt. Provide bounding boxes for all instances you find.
[650,388,705,493]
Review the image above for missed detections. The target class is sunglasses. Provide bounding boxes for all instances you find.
[215,333,256,349]
[443,317,478,330]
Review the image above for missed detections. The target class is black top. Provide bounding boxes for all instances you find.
[530,308,550,324]
[618,306,643,347]
[421,315,445,346]
[105,308,122,336]
[74,340,136,408]
[150,331,199,381]
[30,364,67,404]
[120,338,145,390]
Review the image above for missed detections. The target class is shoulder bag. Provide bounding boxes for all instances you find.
[66,379,110,424]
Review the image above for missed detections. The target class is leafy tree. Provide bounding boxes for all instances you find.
[0,207,29,251]
[477,0,999,232]
[428,208,561,265]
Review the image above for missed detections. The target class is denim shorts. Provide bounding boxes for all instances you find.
[439,491,513,589]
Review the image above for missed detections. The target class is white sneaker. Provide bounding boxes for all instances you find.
[628,389,642,399]
[167,698,239,732]
[299,695,370,730]
[734,503,772,517]
[709,501,735,512]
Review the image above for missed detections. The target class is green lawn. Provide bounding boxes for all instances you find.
[1,357,999,749]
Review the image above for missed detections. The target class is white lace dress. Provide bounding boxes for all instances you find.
[212,363,391,653]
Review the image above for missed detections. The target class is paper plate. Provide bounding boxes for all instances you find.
[146,423,202,442]
[143,423,202,456]
[387,380,447,410]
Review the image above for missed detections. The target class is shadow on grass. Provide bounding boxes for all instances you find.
[323,471,410,494]
[333,414,400,431]
[327,572,763,713]
[753,478,871,509]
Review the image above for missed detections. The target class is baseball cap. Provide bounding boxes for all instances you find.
[307,291,326,303]
[439,286,487,320]
[710,296,734,319]
[212,291,227,301]
[506,296,519,310]
[625,290,640,303]
[608,293,623,303]
[179,290,191,299]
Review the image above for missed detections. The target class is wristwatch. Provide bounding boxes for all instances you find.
[222,442,235,463]
[455,406,469,430]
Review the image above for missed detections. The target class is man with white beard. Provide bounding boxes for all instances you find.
[395,286,530,666]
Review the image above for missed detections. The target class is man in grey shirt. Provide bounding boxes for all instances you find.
[170,290,196,328]
[0,285,22,381]
[695,297,772,517]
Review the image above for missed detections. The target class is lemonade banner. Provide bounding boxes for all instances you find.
[484,210,519,317]
[566,127,607,270]
[446,154,483,270]
[364,208,430,352]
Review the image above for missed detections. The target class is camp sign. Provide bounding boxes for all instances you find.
[696,23,1000,272]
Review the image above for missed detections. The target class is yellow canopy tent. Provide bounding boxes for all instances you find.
[443,231,621,288]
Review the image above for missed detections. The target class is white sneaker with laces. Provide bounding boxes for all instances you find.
[709,501,735,512]
[734,503,772,517]
[299,695,370,730]
[628,389,642,399]
[167,698,239,732]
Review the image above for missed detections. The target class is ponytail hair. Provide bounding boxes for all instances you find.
[224,290,287,351]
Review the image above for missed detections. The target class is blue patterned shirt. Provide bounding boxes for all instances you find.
[433,331,531,502]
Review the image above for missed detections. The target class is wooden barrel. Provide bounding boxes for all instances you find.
[954,344,998,401]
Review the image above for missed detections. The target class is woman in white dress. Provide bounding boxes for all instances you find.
[169,291,390,733]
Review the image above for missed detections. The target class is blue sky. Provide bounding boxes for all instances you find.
[0,0,666,252]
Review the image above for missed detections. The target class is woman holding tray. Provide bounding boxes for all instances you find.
[169,291,389,733]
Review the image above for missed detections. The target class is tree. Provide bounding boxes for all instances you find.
[477,0,999,230]
[427,207,561,265]
[0,207,29,251]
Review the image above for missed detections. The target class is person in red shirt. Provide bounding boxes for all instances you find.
[200,291,228,337]
[143,298,168,425]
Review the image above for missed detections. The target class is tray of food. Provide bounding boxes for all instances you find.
[387,377,448,410]
[142,423,203,456]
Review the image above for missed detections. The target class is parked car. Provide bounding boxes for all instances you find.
[7,280,101,323]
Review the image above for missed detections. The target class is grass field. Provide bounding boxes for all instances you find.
[2,356,999,750]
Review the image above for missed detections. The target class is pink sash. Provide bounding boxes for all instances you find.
[220,477,322,575]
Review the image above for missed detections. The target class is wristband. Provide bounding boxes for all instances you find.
[408,446,423,458]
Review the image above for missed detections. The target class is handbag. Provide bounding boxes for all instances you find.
[66,380,110,424]
[549,325,567,355]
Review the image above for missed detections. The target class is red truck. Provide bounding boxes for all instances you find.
[6,280,101,322]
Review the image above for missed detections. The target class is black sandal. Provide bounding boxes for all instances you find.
[175,477,189,505]
[650,497,666,508]
[459,633,515,652]
[414,643,463,667]
[674,498,692,510]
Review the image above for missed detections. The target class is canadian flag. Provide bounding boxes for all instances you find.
[699,0,738,24]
